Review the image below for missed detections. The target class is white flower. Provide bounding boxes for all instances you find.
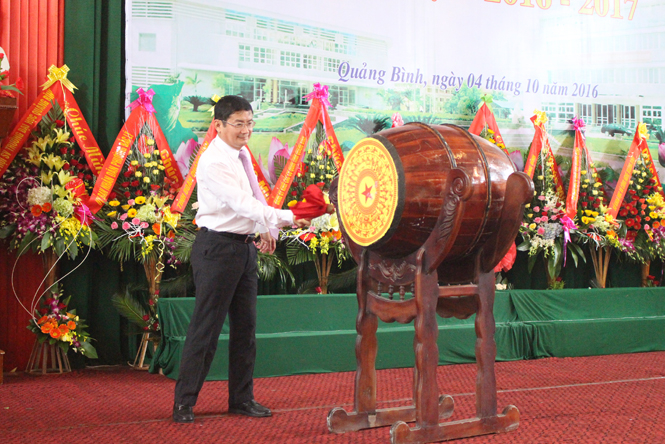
[27,186,51,206]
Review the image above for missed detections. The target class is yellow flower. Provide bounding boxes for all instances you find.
[162,206,180,229]
[287,200,297,208]
[528,223,537,230]
[144,177,151,183]
[107,211,117,217]
[533,110,548,126]
[121,205,130,211]
[43,154,66,171]
[638,122,649,140]
[143,152,151,158]
[135,171,142,177]
[152,169,159,175]
[54,128,71,144]
[131,160,139,166]
[135,196,146,205]
[581,170,587,175]
[109,200,120,207]
[527,213,533,218]
[127,208,137,218]
[147,139,155,146]
[158,165,165,170]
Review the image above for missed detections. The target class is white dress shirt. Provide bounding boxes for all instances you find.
[195,136,294,234]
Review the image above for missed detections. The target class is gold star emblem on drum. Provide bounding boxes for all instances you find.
[338,138,401,247]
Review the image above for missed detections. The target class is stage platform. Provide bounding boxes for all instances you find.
[151,287,665,380]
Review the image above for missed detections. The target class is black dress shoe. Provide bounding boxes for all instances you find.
[228,400,272,417]
[173,403,194,423]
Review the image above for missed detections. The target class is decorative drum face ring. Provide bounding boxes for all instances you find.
[338,137,403,248]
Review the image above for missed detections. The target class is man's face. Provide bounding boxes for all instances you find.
[215,110,254,150]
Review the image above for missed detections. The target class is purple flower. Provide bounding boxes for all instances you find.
[508,150,524,172]
[174,138,199,177]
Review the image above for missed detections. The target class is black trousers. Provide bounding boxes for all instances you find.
[174,228,258,407]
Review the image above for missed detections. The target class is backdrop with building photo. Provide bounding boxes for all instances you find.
[126,0,665,193]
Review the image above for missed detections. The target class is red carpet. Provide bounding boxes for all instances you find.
[2,351,665,443]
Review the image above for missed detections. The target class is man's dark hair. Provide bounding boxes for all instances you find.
[214,95,253,122]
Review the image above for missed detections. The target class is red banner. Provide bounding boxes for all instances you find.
[171,122,216,213]
[607,127,647,218]
[86,110,143,213]
[60,87,105,175]
[321,104,345,171]
[148,111,183,188]
[524,114,565,202]
[523,115,543,179]
[468,103,509,155]
[268,99,322,208]
[565,129,584,219]
[0,80,106,181]
[0,87,57,178]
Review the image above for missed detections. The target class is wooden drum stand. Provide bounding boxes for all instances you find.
[327,123,533,443]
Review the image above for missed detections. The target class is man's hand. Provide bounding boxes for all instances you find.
[255,231,276,254]
[293,217,311,228]
[326,204,335,214]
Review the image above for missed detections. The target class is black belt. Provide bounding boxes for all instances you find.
[201,227,256,243]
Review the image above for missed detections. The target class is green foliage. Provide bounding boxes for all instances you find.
[344,114,390,136]
[183,95,212,112]
[442,84,483,115]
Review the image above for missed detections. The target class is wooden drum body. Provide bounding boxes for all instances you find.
[328,123,533,444]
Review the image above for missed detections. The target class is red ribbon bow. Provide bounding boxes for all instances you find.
[128,88,156,113]
[303,83,331,109]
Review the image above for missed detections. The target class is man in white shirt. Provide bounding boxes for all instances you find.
[173,95,308,423]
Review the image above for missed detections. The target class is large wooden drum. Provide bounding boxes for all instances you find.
[337,122,524,282]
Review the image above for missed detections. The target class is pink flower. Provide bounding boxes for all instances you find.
[534,217,541,223]
[132,218,141,225]
[111,222,118,229]
[537,227,545,235]
[128,199,135,206]
[538,195,546,201]
[533,206,540,212]
[141,222,149,228]
[120,213,128,220]
[122,222,130,230]
[550,215,558,221]
[541,216,549,222]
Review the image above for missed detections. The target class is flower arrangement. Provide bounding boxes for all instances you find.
[94,127,181,267]
[517,131,585,289]
[0,102,97,260]
[614,150,665,264]
[281,210,348,294]
[28,285,97,358]
[278,124,348,293]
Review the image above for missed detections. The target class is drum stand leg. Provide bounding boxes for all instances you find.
[390,269,519,444]
[328,251,455,434]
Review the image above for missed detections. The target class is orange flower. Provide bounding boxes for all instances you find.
[332,230,342,240]
[167,230,175,239]
[50,328,61,339]
[37,316,48,325]
[67,320,76,330]
[41,323,54,334]
[41,202,52,212]
[192,218,197,226]
[31,205,42,217]
[59,324,70,334]
[152,223,161,236]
